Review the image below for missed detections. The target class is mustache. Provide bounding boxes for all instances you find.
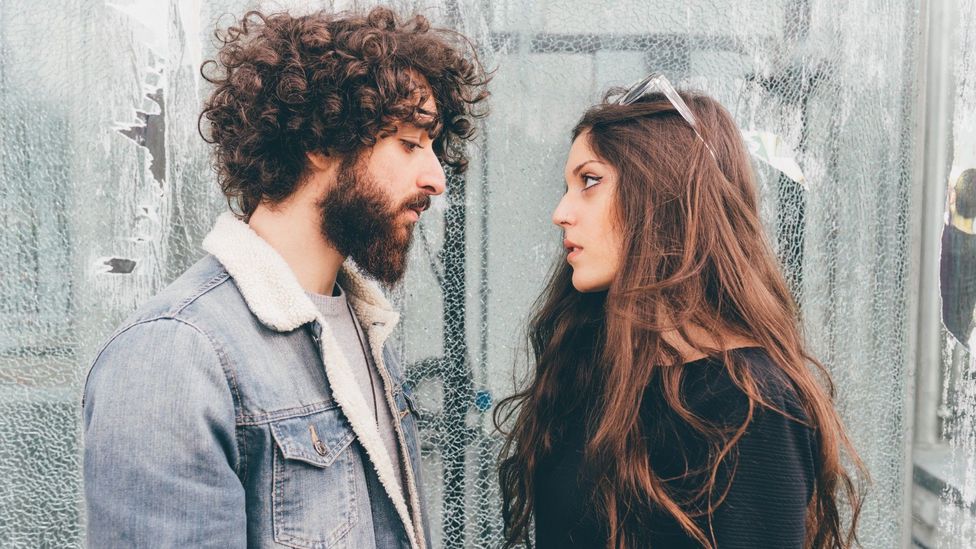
[402,193,431,213]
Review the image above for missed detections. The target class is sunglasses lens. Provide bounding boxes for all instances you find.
[619,74,697,127]
[613,72,718,161]
[619,73,656,105]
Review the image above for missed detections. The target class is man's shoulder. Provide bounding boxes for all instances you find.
[84,255,246,402]
[124,254,253,326]
[94,255,251,356]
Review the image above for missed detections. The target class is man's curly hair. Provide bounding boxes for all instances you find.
[199,7,490,218]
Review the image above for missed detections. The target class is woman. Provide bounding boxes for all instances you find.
[495,75,866,548]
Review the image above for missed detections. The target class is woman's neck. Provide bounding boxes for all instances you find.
[660,323,759,364]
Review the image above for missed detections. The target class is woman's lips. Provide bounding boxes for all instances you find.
[564,238,582,261]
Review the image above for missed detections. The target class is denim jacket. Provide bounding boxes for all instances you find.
[83,213,430,549]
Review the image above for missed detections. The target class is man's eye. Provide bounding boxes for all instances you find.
[401,140,421,152]
[583,175,602,190]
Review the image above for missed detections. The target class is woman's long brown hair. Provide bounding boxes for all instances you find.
[495,90,867,548]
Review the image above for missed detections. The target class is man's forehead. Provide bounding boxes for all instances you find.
[416,92,438,121]
[399,90,440,136]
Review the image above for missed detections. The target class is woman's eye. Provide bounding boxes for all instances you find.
[582,175,602,190]
[401,140,421,152]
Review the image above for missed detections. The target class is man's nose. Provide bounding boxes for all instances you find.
[418,149,447,195]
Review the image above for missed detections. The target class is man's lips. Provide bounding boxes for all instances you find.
[404,196,431,220]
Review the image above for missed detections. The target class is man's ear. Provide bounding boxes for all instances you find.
[306,151,334,171]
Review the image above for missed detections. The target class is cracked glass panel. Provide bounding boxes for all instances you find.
[932,1,976,547]
[0,0,923,547]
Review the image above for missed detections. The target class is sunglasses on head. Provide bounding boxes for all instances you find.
[613,72,718,161]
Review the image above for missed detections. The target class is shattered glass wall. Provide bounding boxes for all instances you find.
[917,0,976,547]
[0,0,935,547]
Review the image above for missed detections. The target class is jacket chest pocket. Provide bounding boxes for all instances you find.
[269,407,364,548]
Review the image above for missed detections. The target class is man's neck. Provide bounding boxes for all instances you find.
[247,197,345,296]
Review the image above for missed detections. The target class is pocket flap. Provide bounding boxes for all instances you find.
[270,407,356,467]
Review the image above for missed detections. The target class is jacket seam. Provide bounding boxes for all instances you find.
[169,268,232,316]
[84,316,244,477]
[82,267,232,408]
[173,316,247,479]
[237,401,341,426]
[235,422,248,487]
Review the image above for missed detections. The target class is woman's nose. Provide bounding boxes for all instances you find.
[552,194,573,226]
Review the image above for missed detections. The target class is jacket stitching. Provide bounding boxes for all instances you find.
[238,401,342,426]
[171,269,231,315]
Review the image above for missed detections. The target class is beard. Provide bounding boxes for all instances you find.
[318,155,430,286]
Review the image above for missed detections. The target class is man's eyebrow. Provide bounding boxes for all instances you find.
[408,109,443,139]
[571,159,606,176]
[416,106,438,120]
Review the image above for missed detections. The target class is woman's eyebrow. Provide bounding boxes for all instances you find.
[571,159,606,176]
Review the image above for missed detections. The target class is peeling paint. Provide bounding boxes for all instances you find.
[173,0,205,101]
[116,87,166,184]
[135,204,160,225]
[109,0,168,185]
[175,0,203,71]
[95,257,137,274]
[105,0,167,57]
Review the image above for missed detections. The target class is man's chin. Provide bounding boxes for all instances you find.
[353,248,410,287]
[367,266,407,288]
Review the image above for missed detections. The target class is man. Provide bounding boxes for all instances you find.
[82,7,488,548]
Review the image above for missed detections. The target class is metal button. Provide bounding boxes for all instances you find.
[308,425,328,456]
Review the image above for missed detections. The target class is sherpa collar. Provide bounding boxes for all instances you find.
[201,212,423,549]
[201,212,400,333]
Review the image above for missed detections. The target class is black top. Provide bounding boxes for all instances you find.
[533,348,817,548]
[940,223,976,346]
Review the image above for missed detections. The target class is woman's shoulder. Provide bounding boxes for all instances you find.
[650,347,808,425]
